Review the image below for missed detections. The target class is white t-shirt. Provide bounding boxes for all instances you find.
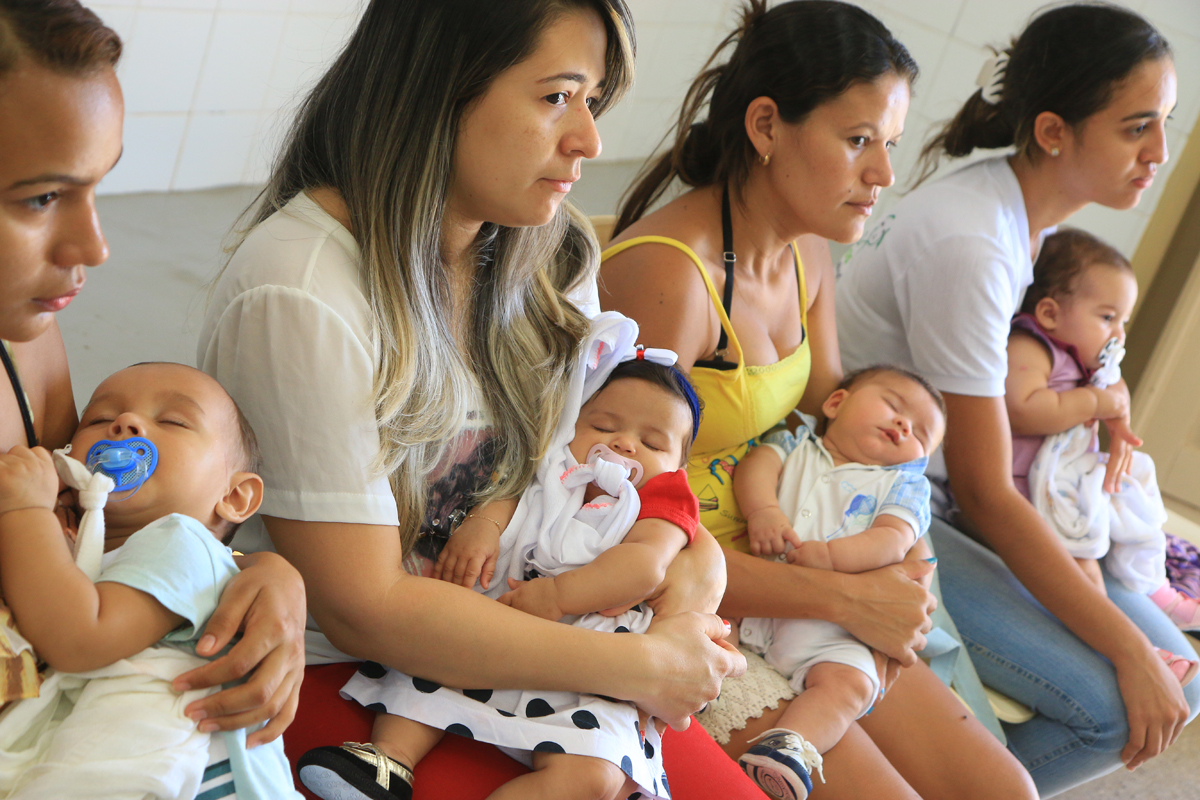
[835,156,1050,514]
[197,192,598,661]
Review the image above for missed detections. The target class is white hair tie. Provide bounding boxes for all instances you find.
[624,344,678,367]
[975,53,1009,106]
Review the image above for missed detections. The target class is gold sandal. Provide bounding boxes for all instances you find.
[297,741,415,800]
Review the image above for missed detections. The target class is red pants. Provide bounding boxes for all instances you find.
[284,664,760,799]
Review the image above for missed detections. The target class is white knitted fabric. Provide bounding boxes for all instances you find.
[695,648,795,745]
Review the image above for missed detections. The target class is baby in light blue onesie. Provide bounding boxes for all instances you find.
[0,362,299,799]
[731,366,947,800]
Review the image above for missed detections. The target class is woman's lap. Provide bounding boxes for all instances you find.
[930,518,1200,797]
[285,663,762,800]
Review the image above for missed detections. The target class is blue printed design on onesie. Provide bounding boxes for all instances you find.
[831,489,877,538]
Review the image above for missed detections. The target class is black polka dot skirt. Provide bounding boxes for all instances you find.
[341,608,669,799]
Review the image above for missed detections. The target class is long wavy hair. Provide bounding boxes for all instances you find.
[231,0,634,551]
[614,0,915,235]
[914,2,1170,186]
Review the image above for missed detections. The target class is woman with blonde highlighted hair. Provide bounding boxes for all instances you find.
[201,0,749,796]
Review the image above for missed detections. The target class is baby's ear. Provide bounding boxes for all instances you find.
[216,472,264,525]
[1034,296,1061,331]
[822,388,849,420]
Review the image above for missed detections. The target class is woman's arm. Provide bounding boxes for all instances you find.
[943,392,1188,768]
[265,516,743,729]
[720,548,937,666]
[794,235,842,418]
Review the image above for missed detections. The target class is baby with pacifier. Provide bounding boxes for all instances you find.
[0,362,300,799]
[1006,228,1199,680]
[299,313,704,800]
[730,366,946,800]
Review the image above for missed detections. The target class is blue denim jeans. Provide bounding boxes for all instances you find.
[929,518,1200,797]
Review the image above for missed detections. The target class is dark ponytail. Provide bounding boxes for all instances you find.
[0,0,121,76]
[614,0,916,235]
[915,2,1170,185]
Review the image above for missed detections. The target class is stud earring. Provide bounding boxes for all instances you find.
[1051,147,1060,157]
[759,152,772,166]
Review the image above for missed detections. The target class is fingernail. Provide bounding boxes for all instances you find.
[924,557,938,566]
[197,635,216,653]
[189,710,207,722]
[174,681,191,692]
[199,721,218,733]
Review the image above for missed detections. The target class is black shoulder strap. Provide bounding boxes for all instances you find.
[0,344,37,448]
[715,186,736,359]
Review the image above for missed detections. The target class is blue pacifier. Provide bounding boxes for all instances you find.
[85,437,158,495]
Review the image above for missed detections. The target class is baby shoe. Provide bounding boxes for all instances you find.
[297,742,414,800]
[738,728,825,800]
[1149,583,1200,631]
[1156,648,1199,687]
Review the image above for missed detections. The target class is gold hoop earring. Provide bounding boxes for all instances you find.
[759,152,772,166]
[1050,147,1060,157]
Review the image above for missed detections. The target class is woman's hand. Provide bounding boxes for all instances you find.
[174,551,306,748]
[1115,645,1190,770]
[634,612,746,730]
[831,558,937,667]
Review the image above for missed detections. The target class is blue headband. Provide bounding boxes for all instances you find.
[671,365,702,444]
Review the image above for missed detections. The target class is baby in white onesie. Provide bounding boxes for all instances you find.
[731,366,946,800]
[0,363,298,799]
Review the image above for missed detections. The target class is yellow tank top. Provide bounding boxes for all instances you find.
[600,236,811,550]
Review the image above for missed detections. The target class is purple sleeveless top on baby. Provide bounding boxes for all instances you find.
[1010,313,1091,498]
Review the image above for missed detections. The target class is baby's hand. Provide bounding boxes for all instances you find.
[1089,385,1130,421]
[785,540,834,571]
[745,506,802,557]
[433,520,501,589]
[0,447,58,518]
[498,577,563,621]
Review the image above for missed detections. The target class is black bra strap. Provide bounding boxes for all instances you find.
[0,344,37,448]
[715,187,736,360]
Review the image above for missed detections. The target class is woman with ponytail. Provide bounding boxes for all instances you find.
[837,3,1197,794]
[602,2,1035,798]
[201,1,751,797]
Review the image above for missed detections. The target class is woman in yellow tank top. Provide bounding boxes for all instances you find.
[600,3,1036,800]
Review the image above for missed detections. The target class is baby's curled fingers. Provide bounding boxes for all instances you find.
[432,550,451,582]
[480,552,497,591]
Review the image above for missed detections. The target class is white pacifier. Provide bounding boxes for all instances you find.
[586,443,643,487]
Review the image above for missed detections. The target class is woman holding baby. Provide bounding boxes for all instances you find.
[0,1,307,794]
[600,2,1035,798]
[201,0,750,797]
[836,4,1198,796]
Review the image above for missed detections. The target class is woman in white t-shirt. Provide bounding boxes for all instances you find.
[200,1,749,796]
[837,4,1197,795]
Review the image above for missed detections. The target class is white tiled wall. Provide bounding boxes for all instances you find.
[91,0,361,194]
[90,0,1200,257]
